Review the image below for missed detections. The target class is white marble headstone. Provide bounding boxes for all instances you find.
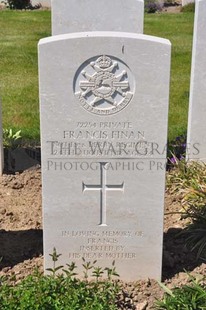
[0,100,3,175]
[51,0,144,35]
[186,0,206,162]
[39,32,171,281]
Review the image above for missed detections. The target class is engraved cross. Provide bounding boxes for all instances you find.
[82,162,124,226]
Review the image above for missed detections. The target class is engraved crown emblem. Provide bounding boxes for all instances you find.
[96,55,112,68]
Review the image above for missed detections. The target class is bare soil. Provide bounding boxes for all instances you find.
[0,167,205,309]
[162,6,182,13]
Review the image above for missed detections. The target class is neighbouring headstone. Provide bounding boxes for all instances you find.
[39,31,171,281]
[182,0,194,6]
[7,148,40,172]
[186,0,206,162]
[51,0,144,35]
[31,0,51,7]
[0,100,3,175]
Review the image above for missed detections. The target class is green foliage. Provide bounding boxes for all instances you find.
[2,0,41,10]
[167,160,206,209]
[181,2,195,13]
[145,0,162,13]
[167,160,206,259]
[181,222,206,259]
[164,0,176,5]
[0,248,120,310]
[2,0,30,9]
[155,276,206,309]
[3,128,22,148]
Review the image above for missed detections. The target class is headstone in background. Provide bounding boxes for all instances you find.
[51,0,144,35]
[0,100,3,175]
[39,31,171,281]
[182,0,194,6]
[6,148,40,172]
[0,0,51,8]
[31,0,51,7]
[186,0,206,162]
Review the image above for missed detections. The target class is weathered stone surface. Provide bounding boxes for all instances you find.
[51,0,144,35]
[39,32,171,281]
[186,0,206,162]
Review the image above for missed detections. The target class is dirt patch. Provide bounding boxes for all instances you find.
[162,5,182,13]
[0,167,205,309]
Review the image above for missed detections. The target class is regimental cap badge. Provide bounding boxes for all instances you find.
[74,55,135,115]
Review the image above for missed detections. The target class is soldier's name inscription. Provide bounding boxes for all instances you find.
[46,121,167,158]
[63,121,144,140]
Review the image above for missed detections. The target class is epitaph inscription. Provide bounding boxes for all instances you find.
[74,55,134,115]
[61,229,144,260]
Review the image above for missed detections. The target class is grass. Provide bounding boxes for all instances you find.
[181,2,195,13]
[144,12,194,140]
[0,10,194,141]
[0,10,51,140]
